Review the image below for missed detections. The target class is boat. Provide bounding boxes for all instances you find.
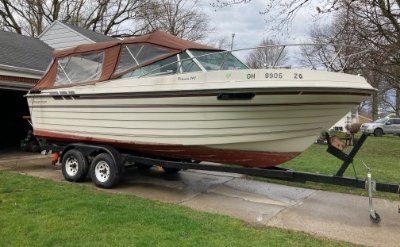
[26,31,375,168]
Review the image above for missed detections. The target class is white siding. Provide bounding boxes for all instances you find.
[39,22,94,49]
[330,112,353,132]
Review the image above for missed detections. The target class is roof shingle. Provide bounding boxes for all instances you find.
[0,30,53,72]
[63,23,116,43]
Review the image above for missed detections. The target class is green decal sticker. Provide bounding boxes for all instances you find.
[225,72,232,80]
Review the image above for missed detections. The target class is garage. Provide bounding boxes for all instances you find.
[0,23,116,153]
[0,30,52,152]
[0,89,30,150]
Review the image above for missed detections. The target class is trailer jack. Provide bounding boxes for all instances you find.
[362,162,380,224]
[398,186,400,214]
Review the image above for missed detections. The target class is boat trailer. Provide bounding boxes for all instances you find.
[43,133,398,224]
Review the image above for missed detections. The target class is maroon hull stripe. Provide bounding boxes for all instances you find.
[34,129,300,168]
[29,102,360,109]
[27,87,372,99]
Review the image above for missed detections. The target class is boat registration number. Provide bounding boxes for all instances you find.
[246,72,304,80]
[264,72,303,79]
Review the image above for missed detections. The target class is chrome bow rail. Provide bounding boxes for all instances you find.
[138,43,369,78]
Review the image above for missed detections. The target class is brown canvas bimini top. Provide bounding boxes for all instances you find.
[33,31,220,90]
[53,31,217,58]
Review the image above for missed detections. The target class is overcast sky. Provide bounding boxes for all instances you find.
[199,0,324,49]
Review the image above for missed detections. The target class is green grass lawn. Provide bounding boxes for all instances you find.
[0,172,352,247]
[257,135,400,200]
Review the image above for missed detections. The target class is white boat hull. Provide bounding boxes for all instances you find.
[27,69,373,167]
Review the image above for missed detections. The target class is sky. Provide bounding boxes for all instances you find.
[198,0,326,50]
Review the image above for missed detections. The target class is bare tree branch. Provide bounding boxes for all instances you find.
[138,0,212,41]
[0,0,148,37]
[245,39,289,68]
[0,0,22,33]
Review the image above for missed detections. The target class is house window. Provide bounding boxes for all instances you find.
[334,127,343,132]
[55,52,104,85]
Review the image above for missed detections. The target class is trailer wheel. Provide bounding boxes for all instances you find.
[90,153,120,188]
[370,212,381,224]
[61,149,89,182]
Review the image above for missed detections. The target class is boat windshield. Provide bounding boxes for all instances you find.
[120,50,247,79]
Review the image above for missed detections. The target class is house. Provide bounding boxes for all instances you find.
[0,30,53,90]
[330,108,360,132]
[0,22,115,151]
[39,20,116,50]
[0,30,53,150]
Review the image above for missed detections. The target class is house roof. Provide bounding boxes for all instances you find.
[0,30,53,74]
[62,22,116,43]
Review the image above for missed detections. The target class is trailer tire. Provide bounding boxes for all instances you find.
[90,153,120,188]
[370,212,381,224]
[61,149,89,182]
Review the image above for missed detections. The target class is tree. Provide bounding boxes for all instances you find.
[245,38,288,68]
[299,15,381,118]
[0,0,148,37]
[0,0,212,41]
[299,8,397,120]
[212,0,323,32]
[137,0,211,41]
[213,0,400,117]
[206,35,231,49]
[213,1,400,82]
[325,1,400,118]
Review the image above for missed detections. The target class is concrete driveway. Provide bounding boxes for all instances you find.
[1,153,399,247]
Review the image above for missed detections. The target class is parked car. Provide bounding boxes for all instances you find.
[360,118,400,137]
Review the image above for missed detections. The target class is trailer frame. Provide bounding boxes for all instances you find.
[41,133,399,193]
[41,133,399,223]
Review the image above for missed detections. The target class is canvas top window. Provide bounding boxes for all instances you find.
[115,43,173,75]
[55,52,104,86]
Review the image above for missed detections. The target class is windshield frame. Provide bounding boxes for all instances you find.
[188,49,248,71]
[119,49,247,79]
